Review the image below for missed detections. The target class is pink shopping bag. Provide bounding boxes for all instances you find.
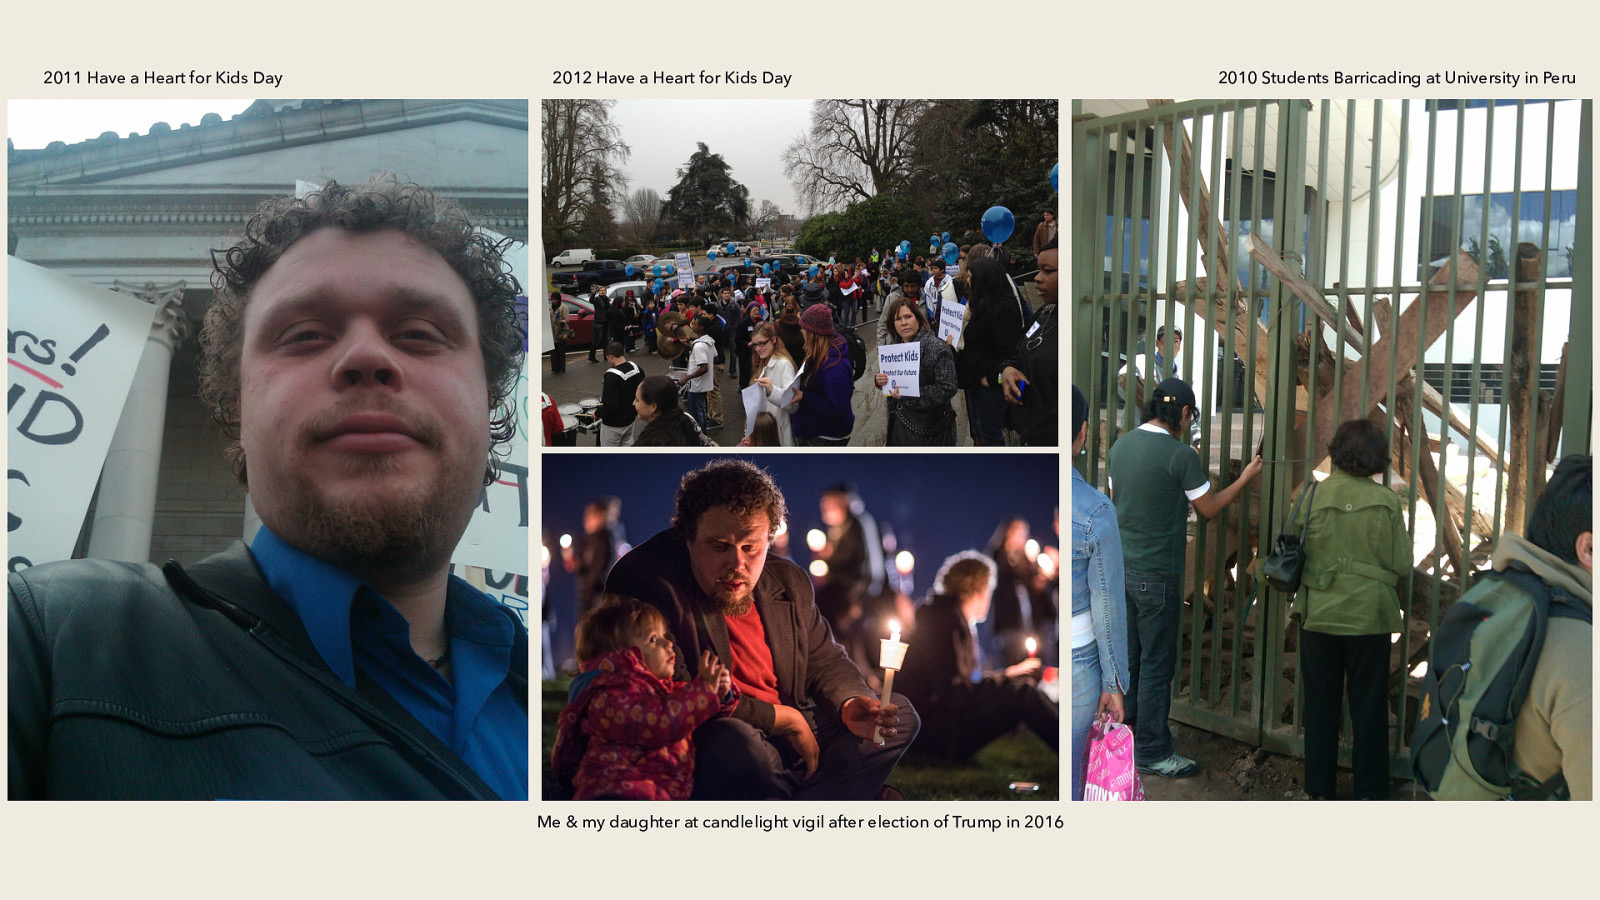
[1082,719,1144,801]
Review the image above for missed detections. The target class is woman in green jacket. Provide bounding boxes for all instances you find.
[1292,419,1412,800]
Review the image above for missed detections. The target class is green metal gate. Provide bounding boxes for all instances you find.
[1072,99,1592,775]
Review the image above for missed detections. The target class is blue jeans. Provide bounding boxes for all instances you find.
[1071,641,1101,801]
[1124,569,1180,765]
[686,391,709,433]
[965,384,1007,445]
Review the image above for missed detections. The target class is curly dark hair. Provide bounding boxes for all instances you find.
[1328,419,1389,477]
[198,177,524,485]
[671,459,788,543]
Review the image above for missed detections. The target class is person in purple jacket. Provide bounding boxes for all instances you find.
[790,304,856,446]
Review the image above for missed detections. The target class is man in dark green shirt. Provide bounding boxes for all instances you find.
[1106,378,1261,777]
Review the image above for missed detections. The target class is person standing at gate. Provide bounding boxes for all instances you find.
[1071,385,1128,800]
[1105,377,1262,778]
[1291,419,1411,800]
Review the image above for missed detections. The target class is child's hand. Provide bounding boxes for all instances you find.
[716,667,732,698]
[697,650,726,690]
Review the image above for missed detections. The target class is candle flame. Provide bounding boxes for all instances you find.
[540,545,550,567]
[559,534,572,549]
[1038,554,1056,577]
[889,619,901,640]
[1024,539,1040,561]
[809,560,829,578]
[1026,636,1038,657]
[894,550,914,574]
[806,529,826,552]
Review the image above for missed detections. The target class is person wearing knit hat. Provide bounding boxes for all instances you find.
[776,311,806,370]
[1070,383,1129,799]
[1104,377,1262,780]
[791,304,854,446]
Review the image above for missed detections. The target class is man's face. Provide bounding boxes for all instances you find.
[1043,212,1054,225]
[1035,248,1058,305]
[238,227,489,575]
[687,505,771,616]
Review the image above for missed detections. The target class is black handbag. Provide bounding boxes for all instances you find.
[1262,480,1318,593]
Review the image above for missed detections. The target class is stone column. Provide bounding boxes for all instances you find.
[86,282,188,562]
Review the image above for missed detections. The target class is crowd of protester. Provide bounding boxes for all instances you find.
[545,233,1060,447]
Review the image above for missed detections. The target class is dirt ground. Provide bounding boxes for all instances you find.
[1138,722,1429,801]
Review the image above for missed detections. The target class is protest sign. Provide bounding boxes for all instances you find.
[454,224,532,575]
[675,253,694,288]
[7,260,158,570]
[741,384,766,436]
[755,278,771,290]
[938,299,966,345]
[778,361,805,407]
[877,341,921,398]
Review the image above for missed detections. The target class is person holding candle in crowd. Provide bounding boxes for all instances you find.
[552,597,736,800]
[983,516,1052,668]
[605,459,916,800]
[896,551,1058,761]
[564,497,625,628]
[1106,377,1263,779]
[1070,385,1128,800]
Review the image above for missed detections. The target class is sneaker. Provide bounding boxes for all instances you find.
[1137,753,1199,779]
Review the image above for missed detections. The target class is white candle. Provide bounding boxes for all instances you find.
[873,620,908,744]
[1026,636,1038,659]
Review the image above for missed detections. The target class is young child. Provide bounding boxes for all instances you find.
[552,597,736,800]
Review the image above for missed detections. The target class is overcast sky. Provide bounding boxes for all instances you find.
[8,100,258,149]
[609,99,813,215]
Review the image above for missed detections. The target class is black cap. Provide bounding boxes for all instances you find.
[1153,377,1196,411]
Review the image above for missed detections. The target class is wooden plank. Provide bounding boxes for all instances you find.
[1505,243,1542,532]
[1311,251,1482,462]
[1247,232,1364,348]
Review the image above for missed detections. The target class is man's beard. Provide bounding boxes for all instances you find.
[715,590,754,617]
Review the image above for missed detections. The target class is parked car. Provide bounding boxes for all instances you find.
[623,254,659,268]
[549,259,631,292]
[549,248,595,267]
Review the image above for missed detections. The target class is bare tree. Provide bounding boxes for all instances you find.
[541,100,630,246]
[743,199,780,237]
[783,99,929,214]
[620,187,665,243]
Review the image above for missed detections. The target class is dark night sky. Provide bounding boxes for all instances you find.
[541,452,1059,664]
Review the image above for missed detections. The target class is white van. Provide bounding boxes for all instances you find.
[549,248,595,267]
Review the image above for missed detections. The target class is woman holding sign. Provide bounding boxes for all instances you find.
[746,322,799,446]
[874,295,957,446]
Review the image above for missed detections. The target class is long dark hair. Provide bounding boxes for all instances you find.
[965,257,1012,311]
[637,374,681,416]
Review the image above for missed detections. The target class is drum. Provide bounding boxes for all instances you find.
[556,414,579,446]
[578,397,602,419]
[557,403,582,418]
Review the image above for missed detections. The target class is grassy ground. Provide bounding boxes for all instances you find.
[541,680,1057,801]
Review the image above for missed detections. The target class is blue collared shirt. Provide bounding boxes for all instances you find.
[250,527,528,800]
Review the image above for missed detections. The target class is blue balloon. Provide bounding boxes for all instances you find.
[762,263,771,275]
[900,240,910,251]
[942,241,960,266]
[708,249,717,261]
[625,265,636,277]
[929,235,939,246]
[652,265,662,276]
[808,265,819,277]
[941,231,950,243]
[981,206,1016,244]
[743,258,752,268]
[1049,162,1059,192]
[654,278,664,291]
[726,242,737,254]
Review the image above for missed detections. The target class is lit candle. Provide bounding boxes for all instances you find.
[540,545,550,569]
[559,534,572,550]
[1026,636,1038,659]
[1038,553,1056,578]
[873,620,909,745]
[806,529,827,553]
[1024,538,1040,562]
[808,559,829,578]
[894,551,914,594]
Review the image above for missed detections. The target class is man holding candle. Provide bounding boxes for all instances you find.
[606,459,918,800]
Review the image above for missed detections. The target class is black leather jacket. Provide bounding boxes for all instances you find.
[8,543,527,800]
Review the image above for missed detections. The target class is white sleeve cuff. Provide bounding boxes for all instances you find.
[1185,481,1212,502]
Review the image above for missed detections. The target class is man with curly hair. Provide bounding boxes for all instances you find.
[9,179,528,800]
[605,458,918,799]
